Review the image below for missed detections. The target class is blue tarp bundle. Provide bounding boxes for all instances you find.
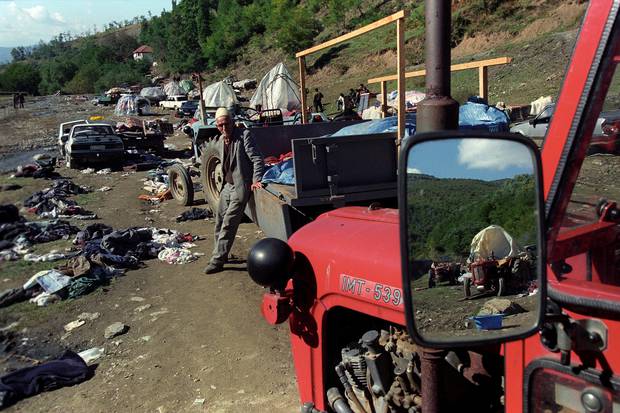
[459,102,509,132]
[261,159,295,185]
[261,103,510,185]
[331,113,418,137]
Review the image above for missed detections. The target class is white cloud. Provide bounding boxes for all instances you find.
[0,2,67,46]
[458,139,532,171]
[407,167,422,174]
[24,5,47,21]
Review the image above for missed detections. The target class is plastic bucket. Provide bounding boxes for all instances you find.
[471,314,503,330]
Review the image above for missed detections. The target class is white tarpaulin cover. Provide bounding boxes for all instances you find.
[202,81,238,108]
[469,225,522,262]
[529,96,553,115]
[379,90,426,110]
[114,95,152,116]
[140,87,166,100]
[250,63,301,111]
[163,81,185,96]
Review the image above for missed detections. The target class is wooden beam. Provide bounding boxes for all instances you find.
[367,56,512,84]
[296,10,407,58]
[478,65,488,100]
[396,18,405,143]
[298,57,307,124]
[380,80,387,118]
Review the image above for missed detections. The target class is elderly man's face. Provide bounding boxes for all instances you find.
[216,115,233,138]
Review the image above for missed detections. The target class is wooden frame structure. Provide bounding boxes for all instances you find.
[368,57,512,116]
[296,10,408,142]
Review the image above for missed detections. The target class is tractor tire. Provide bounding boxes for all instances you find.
[496,277,506,297]
[200,139,224,210]
[464,277,471,298]
[168,164,194,206]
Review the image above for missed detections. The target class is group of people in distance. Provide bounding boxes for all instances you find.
[311,83,370,113]
[12,93,25,109]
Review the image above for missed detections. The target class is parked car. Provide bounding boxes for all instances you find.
[178,100,199,117]
[159,95,187,110]
[58,119,89,156]
[64,123,124,169]
[510,104,620,153]
[509,104,555,139]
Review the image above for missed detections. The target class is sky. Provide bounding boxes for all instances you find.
[0,0,172,48]
[407,138,535,181]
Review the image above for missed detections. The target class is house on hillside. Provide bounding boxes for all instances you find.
[132,45,153,62]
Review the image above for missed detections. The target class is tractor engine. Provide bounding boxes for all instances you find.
[331,327,422,413]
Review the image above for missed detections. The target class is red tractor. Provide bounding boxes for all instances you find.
[247,1,620,412]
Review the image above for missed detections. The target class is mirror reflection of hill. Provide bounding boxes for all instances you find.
[407,174,536,260]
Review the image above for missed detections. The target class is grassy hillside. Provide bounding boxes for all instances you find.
[407,174,537,260]
[197,0,585,112]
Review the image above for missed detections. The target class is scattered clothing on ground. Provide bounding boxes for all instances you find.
[175,208,213,222]
[0,350,92,409]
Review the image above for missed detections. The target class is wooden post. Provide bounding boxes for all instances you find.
[396,18,406,143]
[478,65,489,101]
[196,74,207,124]
[298,56,307,124]
[381,80,388,118]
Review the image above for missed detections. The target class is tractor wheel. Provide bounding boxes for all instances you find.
[464,278,471,298]
[168,164,194,206]
[200,139,223,210]
[496,277,506,297]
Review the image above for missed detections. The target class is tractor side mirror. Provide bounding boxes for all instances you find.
[398,131,546,348]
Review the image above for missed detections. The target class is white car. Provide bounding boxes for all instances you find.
[159,95,187,110]
[58,119,89,156]
[64,123,125,169]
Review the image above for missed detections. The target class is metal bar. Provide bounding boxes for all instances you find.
[298,56,308,124]
[296,10,406,58]
[367,56,512,84]
[380,80,387,118]
[421,348,445,413]
[396,18,406,143]
[478,65,489,100]
[416,0,459,133]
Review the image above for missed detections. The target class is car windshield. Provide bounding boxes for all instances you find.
[538,105,554,119]
[73,126,113,135]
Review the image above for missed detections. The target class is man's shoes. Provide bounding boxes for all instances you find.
[204,262,224,274]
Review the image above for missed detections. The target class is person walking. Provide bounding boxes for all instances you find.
[18,93,24,108]
[336,93,345,112]
[12,94,18,109]
[205,107,265,274]
[313,88,324,112]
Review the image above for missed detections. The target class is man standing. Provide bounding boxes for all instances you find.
[205,108,265,274]
[313,88,324,112]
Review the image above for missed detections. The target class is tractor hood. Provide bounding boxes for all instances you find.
[288,206,405,312]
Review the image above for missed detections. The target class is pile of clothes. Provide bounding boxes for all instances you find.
[0,222,202,307]
[0,204,80,262]
[13,158,59,179]
[23,180,96,220]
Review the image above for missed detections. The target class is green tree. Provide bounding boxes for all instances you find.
[0,62,41,95]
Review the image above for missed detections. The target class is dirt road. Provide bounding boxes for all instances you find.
[0,99,299,412]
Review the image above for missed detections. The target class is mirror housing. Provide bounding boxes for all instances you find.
[398,131,546,348]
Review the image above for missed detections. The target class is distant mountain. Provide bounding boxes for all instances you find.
[0,47,12,64]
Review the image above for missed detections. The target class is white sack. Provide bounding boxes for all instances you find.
[250,62,301,111]
[202,81,238,108]
[469,225,522,261]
